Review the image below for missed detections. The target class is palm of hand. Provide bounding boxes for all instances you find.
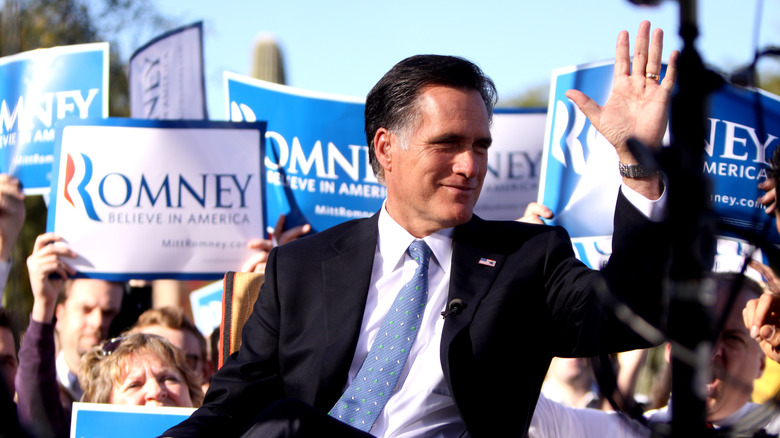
[595,75,671,156]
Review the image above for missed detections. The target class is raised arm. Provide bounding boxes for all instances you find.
[15,233,77,438]
[566,20,678,201]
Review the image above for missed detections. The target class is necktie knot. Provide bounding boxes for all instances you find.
[408,240,431,270]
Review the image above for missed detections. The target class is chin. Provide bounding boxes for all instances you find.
[447,204,476,223]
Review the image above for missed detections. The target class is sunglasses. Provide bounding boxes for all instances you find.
[100,335,203,373]
[100,336,125,356]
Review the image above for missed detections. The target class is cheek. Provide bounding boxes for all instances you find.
[167,383,192,406]
[108,387,121,404]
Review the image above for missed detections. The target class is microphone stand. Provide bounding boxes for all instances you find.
[663,0,722,436]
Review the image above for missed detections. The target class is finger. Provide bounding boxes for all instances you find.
[614,30,631,78]
[631,21,652,78]
[278,223,311,245]
[33,233,60,252]
[759,192,775,206]
[749,260,780,285]
[37,242,77,259]
[272,214,287,242]
[246,238,273,252]
[240,252,269,273]
[752,293,777,337]
[59,259,77,278]
[37,258,74,281]
[518,202,554,224]
[744,298,758,332]
[759,179,776,190]
[565,89,602,127]
[645,27,664,83]
[0,182,24,201]
[0,174,22,190]
[660,50,679,92]
[530,203,555,219]
[759,323,780,348]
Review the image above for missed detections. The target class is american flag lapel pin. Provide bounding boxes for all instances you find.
[478,257,496,267]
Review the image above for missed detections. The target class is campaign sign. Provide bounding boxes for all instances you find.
[0,43,108,193]
[539,60,655,238]
[47,118,266,280]
[474,108,546,220]
[130,21,207,120]
[190,280,223,336]
[705,85,780,243]
[539,60,780,268]
[70,402,195,438]
[226,73,381,235]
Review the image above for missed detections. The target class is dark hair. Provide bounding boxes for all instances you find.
[365,55,497,182]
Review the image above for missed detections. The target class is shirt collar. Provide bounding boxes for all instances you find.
[377,202,453,272]
[56,350,83,400]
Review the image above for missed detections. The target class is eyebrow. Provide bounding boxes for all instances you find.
[427,133,493,147]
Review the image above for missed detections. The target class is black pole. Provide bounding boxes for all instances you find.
[665,0,721,436]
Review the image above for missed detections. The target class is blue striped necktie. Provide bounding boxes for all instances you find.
[329,239,432,431]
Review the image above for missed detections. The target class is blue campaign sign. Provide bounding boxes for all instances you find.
[70,402,194,438]
[0,43,108,194]
[225,73,383,235]
[189,280,223,336]
[539,60,780,249]
[705,84,780,243]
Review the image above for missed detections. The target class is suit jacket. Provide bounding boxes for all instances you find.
[166,191,668,438]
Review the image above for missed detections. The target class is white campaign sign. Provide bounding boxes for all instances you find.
[47,119,265,280]
[474,109,546,220]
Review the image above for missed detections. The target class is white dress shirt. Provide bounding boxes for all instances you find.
[56,350,83,401]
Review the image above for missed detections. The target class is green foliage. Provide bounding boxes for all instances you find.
[759,72,780,96]
[498,82,550,109]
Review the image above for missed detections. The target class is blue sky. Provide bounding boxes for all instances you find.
[141,0,780,119]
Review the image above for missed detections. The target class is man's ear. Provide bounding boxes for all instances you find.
[373,127,393,173]
[54,303,63,331]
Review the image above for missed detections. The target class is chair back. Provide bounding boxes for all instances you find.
[219,271,265,368]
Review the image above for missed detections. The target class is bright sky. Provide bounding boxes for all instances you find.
[145,0,780,120]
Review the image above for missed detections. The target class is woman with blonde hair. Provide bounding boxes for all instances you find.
[80,332,203,407]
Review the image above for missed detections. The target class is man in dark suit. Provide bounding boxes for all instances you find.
[166,21,677,437]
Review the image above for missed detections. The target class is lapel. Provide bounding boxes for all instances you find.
[317,213,379,402]
[440,216,505,375]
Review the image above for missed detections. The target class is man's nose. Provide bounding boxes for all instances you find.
[453,149,479,178]
[711,340,724,360]
[85,308,102,329]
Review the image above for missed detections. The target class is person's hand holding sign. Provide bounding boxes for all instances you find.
[240,214,311,273]
[27,233,77,323]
